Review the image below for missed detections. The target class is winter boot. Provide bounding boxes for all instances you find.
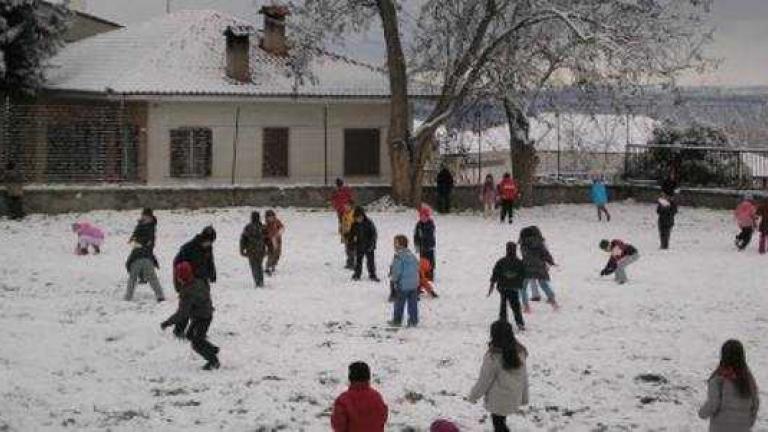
[523,305,531,314]
[202,358,220,370]
[547,298,560,310]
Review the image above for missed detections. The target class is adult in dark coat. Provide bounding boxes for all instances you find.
[3,161,24,220]
[435,166,454,214]
[656,194,678,249]
[350,206,379,281]
[161,264,219,370]
[173,226,217,291]
[488,242,527,331]
[240,211,266,288]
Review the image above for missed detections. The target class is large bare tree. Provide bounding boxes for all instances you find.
[294,0,714,205]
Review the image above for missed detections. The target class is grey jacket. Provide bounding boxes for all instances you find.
[699,375,759,432]
[468,348,529,416]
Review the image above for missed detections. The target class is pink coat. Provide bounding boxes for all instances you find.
[73,222,105,240]
[734,201,757,228]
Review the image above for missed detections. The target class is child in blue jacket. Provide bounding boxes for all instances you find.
[388,235,420,327]
[591,177,611,222]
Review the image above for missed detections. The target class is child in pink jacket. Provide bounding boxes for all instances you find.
[734,196,757,251]
[72,222,105,255]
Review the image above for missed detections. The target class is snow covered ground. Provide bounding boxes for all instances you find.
[0,202,766,431]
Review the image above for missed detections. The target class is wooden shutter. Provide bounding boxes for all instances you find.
[263,127,289,177]
[344,128,380,176]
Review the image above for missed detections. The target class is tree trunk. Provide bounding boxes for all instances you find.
[503,97,537,206]
[377,0,414,205]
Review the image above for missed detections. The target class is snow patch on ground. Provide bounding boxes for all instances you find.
[0,203,766,431]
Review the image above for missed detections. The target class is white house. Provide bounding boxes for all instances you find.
[24,7,433,185]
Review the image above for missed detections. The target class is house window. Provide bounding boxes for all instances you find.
[262,127,289,177]
[169,127,212,178]
[344,128,380,176]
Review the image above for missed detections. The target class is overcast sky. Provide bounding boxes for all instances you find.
[71,0,768,87]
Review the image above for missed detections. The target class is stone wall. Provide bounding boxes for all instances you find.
[1,183,764,216]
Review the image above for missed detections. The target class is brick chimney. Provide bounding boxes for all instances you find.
[224,25,254,83]
[259,5,290,56]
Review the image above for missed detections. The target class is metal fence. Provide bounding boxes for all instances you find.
[0,101,140,183]
[624,144,768,189]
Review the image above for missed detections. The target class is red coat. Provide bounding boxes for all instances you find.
[331,186,354,215]
[331,383,388,432]
[497,178,519,201]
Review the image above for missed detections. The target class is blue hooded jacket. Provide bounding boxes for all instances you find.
[390,248,419,292]
[591,181,608,205]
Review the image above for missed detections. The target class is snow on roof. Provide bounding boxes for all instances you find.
[45,9,432,98]
[430,113,658,154]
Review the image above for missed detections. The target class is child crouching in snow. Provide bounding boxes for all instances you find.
[72,221,104,255]
[161,261,220,370]
[599,239,639,284]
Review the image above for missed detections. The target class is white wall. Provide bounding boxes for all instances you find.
[145,101,391,185]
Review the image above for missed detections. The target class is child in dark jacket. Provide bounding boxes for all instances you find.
[161,262,220,370]
[489,242,527,331]
[519,226,559,312]
[656,194,678,249]
[351,207,379,282]
[240,211,266,288]
[173,226,217,292]
[599,239,639,284]
[413,204,436,280]
[129,208,157,249]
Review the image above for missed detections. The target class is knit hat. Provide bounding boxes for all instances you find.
[430,419,460,432]
[174,261,194,286]
[199,226,216,242]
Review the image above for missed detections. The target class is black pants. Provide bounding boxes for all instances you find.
[420,249,435,280]
[736,227,754,250]
[492,414,509,432]
[597,205,610,222]
[248,254,264,287]
[659,225,672,249]
[499,288,524,328]
[437,192,451,213]
[500,200,515,223]
[7,195,23,220]
[353,249,376,279]
[187,318,219,364]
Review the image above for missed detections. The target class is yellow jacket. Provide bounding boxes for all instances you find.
[340,209,355,242]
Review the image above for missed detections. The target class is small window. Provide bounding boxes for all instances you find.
[170,127,212,178]
[344,128,380,176]
[262,127,289,177]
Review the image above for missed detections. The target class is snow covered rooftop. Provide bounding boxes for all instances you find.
[45,9,433,98]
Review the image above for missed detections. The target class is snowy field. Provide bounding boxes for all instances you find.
[0,202,766,431]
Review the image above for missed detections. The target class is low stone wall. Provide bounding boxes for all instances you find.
[1,183,764,216]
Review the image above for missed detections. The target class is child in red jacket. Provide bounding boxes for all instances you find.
[331,362,388,432]
[419,257,438,298]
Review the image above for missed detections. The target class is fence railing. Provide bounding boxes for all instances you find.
[624,144,768,189]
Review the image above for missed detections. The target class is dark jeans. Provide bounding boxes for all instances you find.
[420,248,435,280]
[187,318,219,364]
[500,200,515,223]
[736,227,754,250]
[499,287,524,328]
[392,289,418,326]
[248,254,264,287]
[344,239,355,269]
[491,414,509,432]
[659,225,672,249]
[353,249,376,279]
[437,192,451,213]
[597,205,610,222]
[7,195,23,220]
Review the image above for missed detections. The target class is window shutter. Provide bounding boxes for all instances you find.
[344,128,380,176]
[263,127,289,177]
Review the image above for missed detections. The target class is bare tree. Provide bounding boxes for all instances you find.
[295,0,715,205]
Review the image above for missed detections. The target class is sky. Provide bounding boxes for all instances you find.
[68,0,768,88]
